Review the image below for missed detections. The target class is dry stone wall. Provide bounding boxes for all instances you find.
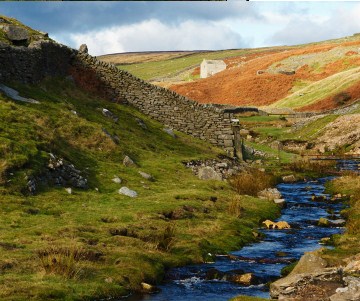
[71,52,236,154]
[0,40,74,83]
[0,40,236,155]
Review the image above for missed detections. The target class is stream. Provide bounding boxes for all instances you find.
[124,160,357,301]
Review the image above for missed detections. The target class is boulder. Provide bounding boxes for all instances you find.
[79,44,88,53]
[228,272,256,285]
[330,276,360,301]
[118,187,137,198]
[1,24,29,42]
[258,188,282,200]
[292,250,328,275]
[198,166,222,181]
[138,171,153,181]
[343,253,360,275]
[318,218,346,227]
[123,155,135,167]
[282,174,296,183]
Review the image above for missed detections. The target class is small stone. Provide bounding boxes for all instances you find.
[123,155,135,167]
[65,187,72,194]
[274,198,286,208]
[79,44,88,53]
[119,187,137,198]
[163,127,176,138]
[258,188,282,201]
[140,282,159,293]
[229,273,255,285]
[112,176,122,184]
[138,171,153,180]
[198,166,222,181]
[282,174,296,183]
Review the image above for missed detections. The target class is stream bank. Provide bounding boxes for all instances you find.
[123,161,358,301]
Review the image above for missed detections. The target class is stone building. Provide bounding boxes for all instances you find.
[200,59,226,78]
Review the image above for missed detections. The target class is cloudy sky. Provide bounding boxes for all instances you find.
[1,1,360,56]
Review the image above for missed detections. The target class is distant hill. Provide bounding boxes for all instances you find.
[100,35,360,112]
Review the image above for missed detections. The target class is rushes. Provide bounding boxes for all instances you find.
[38,244,84,279]
[229,169,275,196]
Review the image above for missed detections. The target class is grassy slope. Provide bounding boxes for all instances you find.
[0,78,280,300]
[270,67,360,109]
[117,48,272,81]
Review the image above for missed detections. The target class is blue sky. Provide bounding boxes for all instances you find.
[1,1,360,55]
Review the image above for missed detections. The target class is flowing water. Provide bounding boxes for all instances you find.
[124,160,358,301]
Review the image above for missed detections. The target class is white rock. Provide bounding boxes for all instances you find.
[123,155,135,167]
[65,187,72,194]
[112,176,122,184]
[119,187,137,198]
[198,166,222,181]
[138,171,153,180]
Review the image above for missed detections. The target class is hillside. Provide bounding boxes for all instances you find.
[1,15,360,301]
[0,16,283,300]
[102,35,360,112]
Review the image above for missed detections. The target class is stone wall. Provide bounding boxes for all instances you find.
[0,40,74,84]
[70,52,236,155]
[0,40,237,155]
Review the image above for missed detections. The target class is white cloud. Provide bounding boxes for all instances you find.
[67,19,247,55]
[268,4,360,46]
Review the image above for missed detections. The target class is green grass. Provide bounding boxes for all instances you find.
[322,174,360,265]
[0,78,281,300]
[245,141,296,164]
[0,15,51,45]
[238,115,285,123]
[292,115,338,140]
[229,295,270,301]
[271,67,360,109]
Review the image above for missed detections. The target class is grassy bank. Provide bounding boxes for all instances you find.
[323,173,360,264]
[0,78,280,300]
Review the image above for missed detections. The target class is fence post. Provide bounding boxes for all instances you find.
[232,119,243,160]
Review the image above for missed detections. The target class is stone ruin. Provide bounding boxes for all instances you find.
[200,59,226,78]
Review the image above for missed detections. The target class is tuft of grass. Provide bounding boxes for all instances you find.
[227,197,244,218]
[229,169,275,197]
[156,223,177,251]
[287,158,336,175]
[38,244,85,279]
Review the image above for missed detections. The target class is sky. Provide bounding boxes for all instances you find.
[1,1,360,56]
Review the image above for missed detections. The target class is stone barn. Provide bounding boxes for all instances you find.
[200,59,226,78]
